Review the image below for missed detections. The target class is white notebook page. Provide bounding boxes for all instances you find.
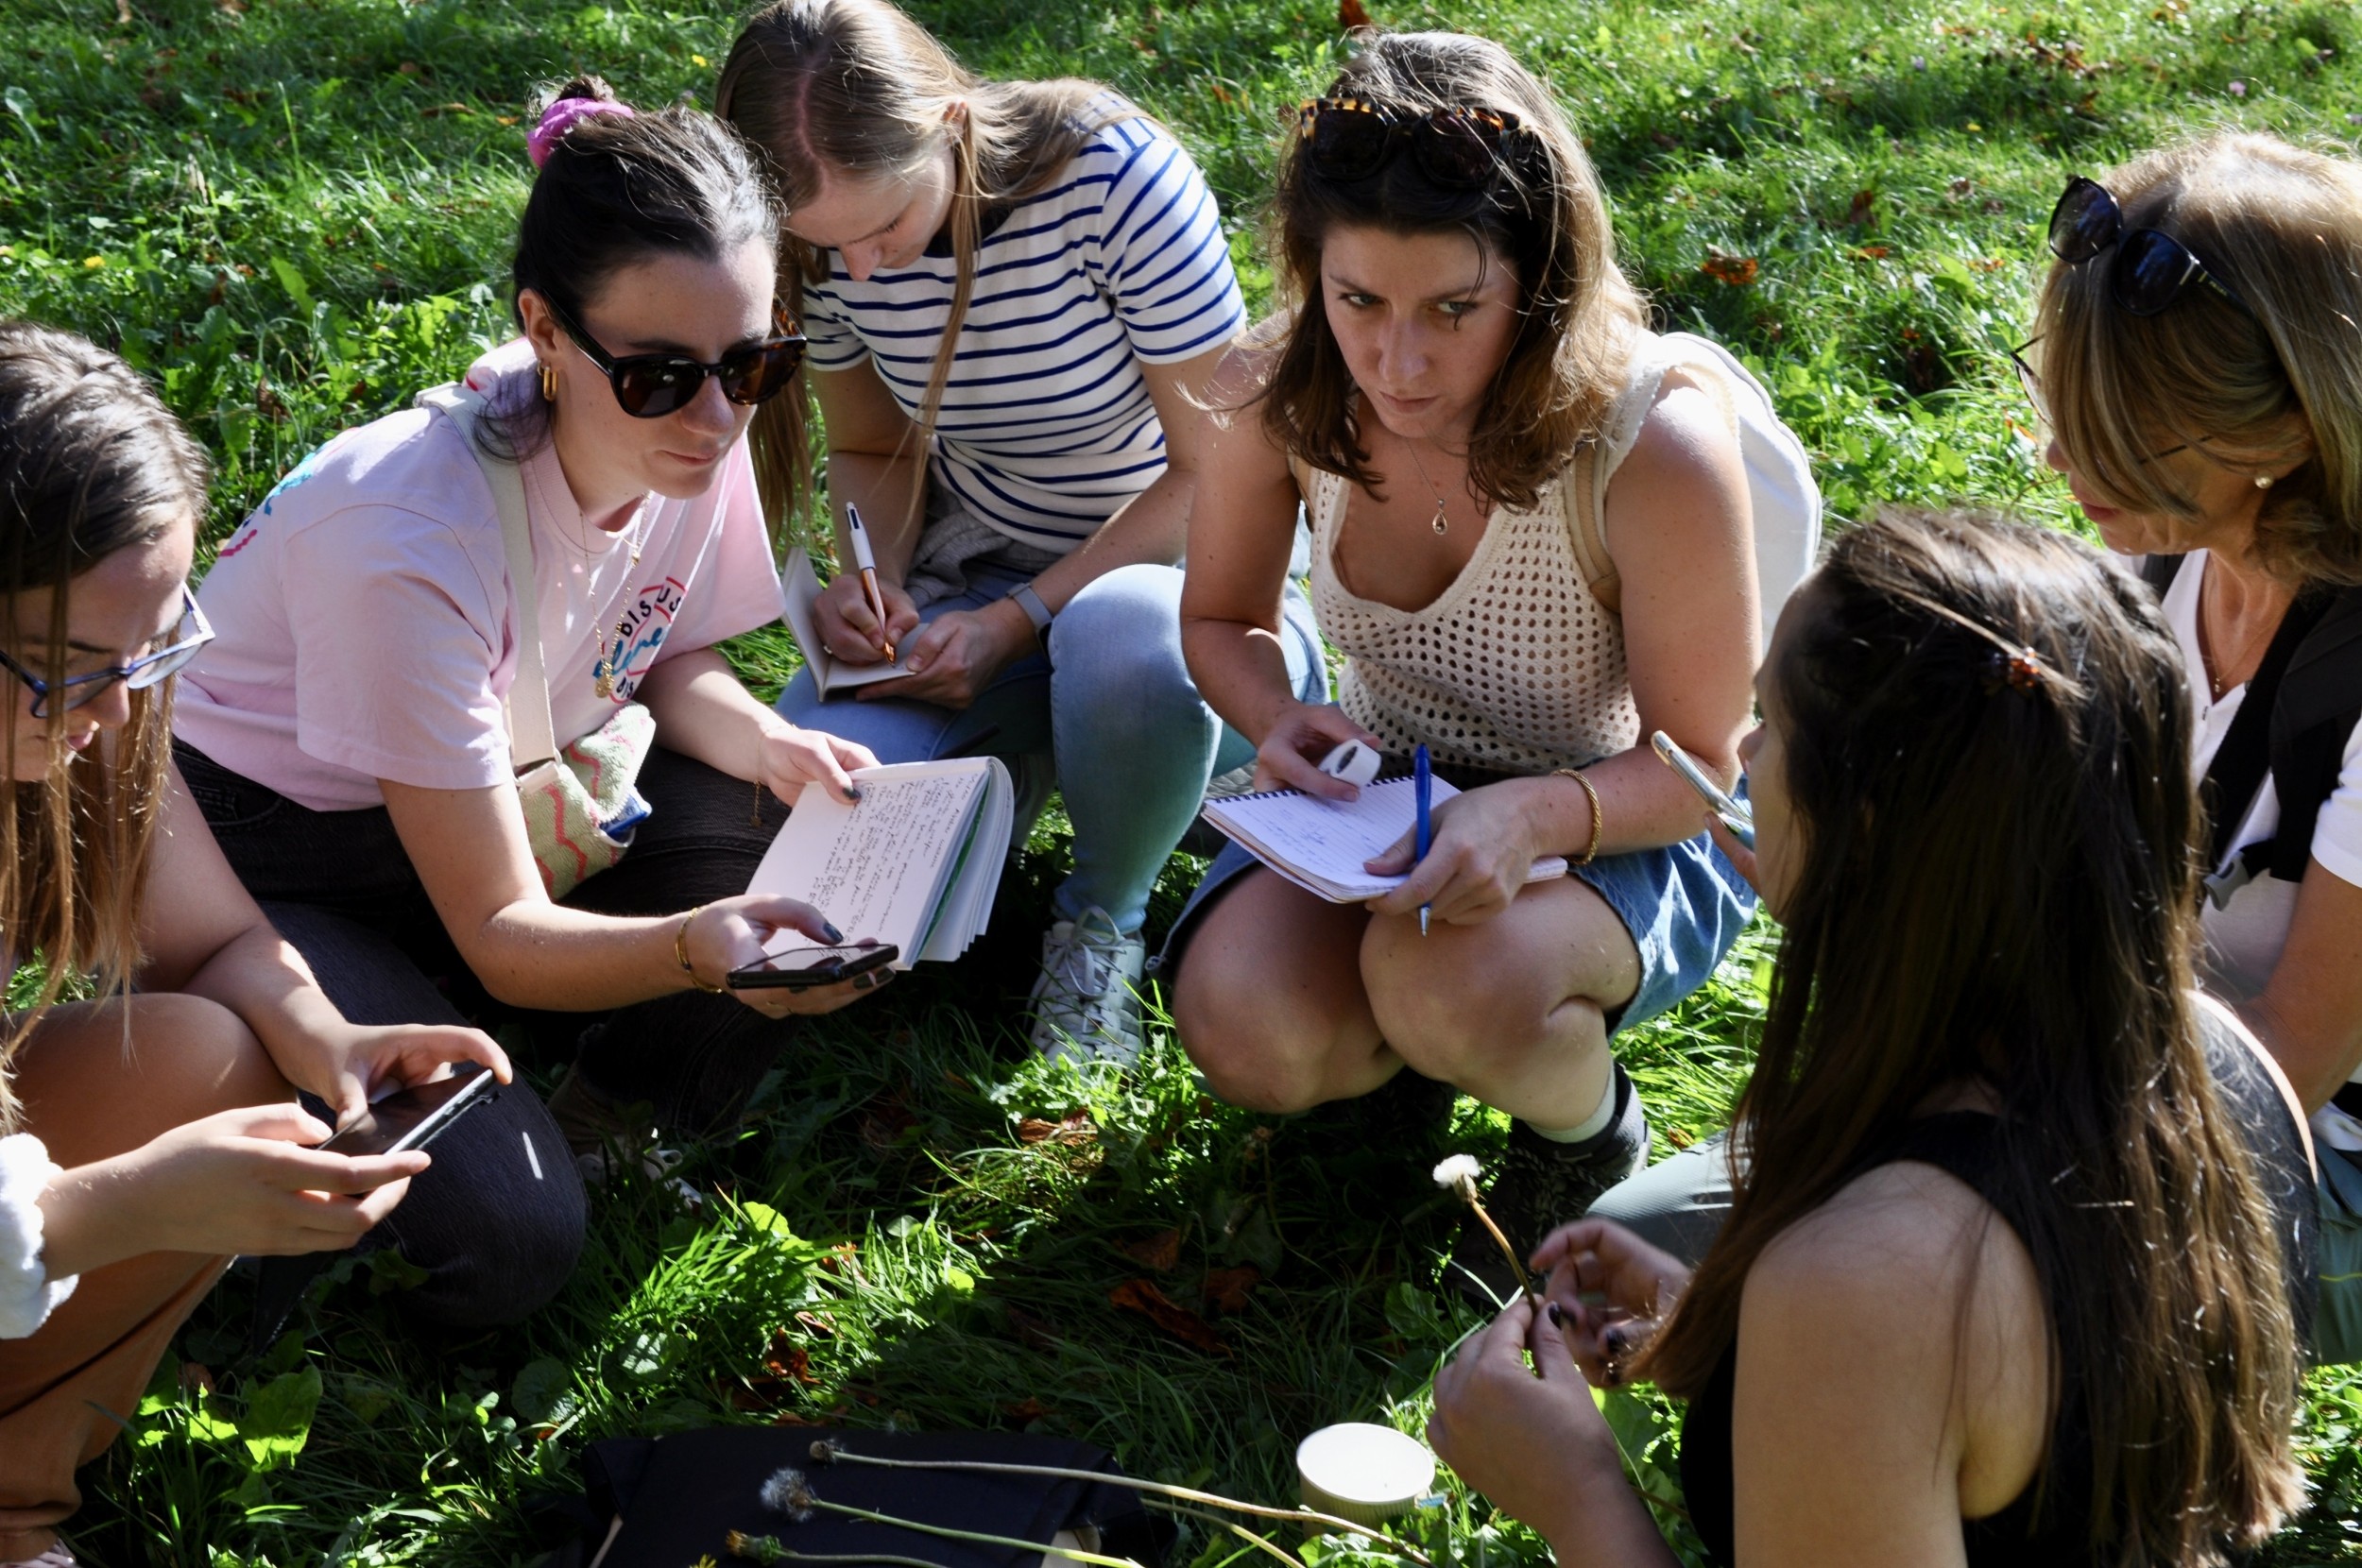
[748,762,987,965]
[1203,775,1568,902]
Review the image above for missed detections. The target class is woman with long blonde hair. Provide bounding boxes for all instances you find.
[717,0,1304,1063]
[0,321,505,1565]
[2013,130,2362,1363]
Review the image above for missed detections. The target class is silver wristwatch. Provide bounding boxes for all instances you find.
[1006,581,1054,639]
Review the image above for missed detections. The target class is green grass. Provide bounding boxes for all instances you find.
[5,0,2362,1560]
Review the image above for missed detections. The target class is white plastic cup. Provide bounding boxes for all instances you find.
[1295,1423,1437,1527]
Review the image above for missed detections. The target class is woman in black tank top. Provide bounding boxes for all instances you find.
[1429,509,2314,1566]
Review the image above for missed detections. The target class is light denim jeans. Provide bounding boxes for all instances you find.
[779,557,1327,935]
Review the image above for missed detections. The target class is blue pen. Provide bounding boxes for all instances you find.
[1413,742,1433,937]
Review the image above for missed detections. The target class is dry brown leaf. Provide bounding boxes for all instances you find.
[1339,0,1373,29]
[1109,1278,1231,1356]
[1202,1265,1261,1316]
[1017,1109,1096,1145]
[1121,1229,1183,1272]
[1700,249,1759,287]
[1001,1397,1053,1423]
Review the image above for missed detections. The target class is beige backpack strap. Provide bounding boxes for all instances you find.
[1563,443,1620,616]
[414,383,560,770]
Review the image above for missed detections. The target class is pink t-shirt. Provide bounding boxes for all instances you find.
[176,340,787,811]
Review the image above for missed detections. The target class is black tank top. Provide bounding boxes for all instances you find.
[1679,1019,2317,1567]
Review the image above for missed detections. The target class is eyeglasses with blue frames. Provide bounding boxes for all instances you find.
[541,296,806,419]
[0,586,214,718]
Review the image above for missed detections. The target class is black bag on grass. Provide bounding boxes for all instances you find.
[532,1427,1174,1568]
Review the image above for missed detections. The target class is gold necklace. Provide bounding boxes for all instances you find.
[2199,565,2287,703]
[1401,436,1454,537]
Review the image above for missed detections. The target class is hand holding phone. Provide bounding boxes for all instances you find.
[728,942,899,991]
[315,1063,501,1160]
[1651,731,1754,849]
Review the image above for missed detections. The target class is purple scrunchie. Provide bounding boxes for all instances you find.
[527,96,637,168]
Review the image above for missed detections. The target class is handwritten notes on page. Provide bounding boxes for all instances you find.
[746,758,1013,968]
[1200,775,1568,904]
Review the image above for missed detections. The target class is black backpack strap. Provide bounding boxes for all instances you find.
[2267,584,2362,881]
[2201,587,2335,878]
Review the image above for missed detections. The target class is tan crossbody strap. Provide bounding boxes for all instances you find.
[1563,442,1620,617]
[413,384,560,771]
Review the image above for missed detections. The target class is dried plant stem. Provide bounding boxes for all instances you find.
[787,1494,1145,1568]
[725,1536,949,1568]
[813,1447,1433,1567]
[1145,1501,1307,1568]
[1464,1194,1540,1302]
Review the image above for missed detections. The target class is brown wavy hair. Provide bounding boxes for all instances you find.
[716,0,1129,537]
[0,322,202,1129]
[1642,509,2304,1564]
[2033,131,2362,588]
[1255,31,1643,512]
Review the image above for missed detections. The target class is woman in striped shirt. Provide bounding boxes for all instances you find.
[718,0,1322,1063]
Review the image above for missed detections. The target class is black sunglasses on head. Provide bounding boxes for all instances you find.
[1296,97,1526,190]
[543,295,806,418]
[2046,176,2254,318]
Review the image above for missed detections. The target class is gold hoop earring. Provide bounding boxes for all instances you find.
[539,362,559,403]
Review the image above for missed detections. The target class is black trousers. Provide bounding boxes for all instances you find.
[176,741,796,1328]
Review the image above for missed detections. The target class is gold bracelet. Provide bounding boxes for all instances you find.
[1554,768,1603,867]
[675,905,727,994]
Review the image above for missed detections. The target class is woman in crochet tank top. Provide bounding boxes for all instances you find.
[1169,30,1762,1289]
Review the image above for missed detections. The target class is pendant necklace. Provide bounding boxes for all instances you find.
[1402,437,1453,536]
[590,508,651,700]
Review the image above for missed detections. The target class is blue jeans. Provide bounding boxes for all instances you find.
[779,561,1327,935]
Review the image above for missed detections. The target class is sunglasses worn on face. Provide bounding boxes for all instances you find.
[2047,176,2254,318]
[1296,97,1526,190]
[545,296,807,418]
[0,586,214,718]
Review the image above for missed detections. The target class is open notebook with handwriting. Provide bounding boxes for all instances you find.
[747,758,1015,967]
[1199,775,1569,904]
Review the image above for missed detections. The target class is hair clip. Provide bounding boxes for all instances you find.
[1985,646,2047,694]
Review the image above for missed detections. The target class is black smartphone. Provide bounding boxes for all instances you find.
[315,1063,500,1159]
[727,943,899,991]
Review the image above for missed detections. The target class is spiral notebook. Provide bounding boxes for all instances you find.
[1199,775,1569,904]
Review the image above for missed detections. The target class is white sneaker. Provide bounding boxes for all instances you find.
[1028,905,1147,1065]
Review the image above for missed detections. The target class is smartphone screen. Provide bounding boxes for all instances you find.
[727,943,899,990]
[316,1064,497,1159]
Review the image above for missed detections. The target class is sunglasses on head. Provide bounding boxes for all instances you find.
[542,295,806,418]
[1296,97,1525,190]
[2046,176,2254,318]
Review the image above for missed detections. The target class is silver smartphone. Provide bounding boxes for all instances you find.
[1650,730,1754,849]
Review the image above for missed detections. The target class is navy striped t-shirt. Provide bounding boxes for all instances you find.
[800,95,1246,554]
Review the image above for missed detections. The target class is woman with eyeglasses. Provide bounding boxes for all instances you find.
[1428,507,2315,1568]
[170,78,882,1326]
[714,0,1292,1065]
[1169,30,1816,1293]
[0,321,511,1565]
[2008,132,2362,1366]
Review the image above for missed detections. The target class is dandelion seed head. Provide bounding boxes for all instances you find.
[1432,1154,1482,1195]
[810,1438,842,1464]
[761,1466,817,1521]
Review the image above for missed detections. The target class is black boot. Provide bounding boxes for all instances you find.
[1445,1064,1650,1309]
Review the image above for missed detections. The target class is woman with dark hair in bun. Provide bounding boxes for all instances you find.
[174,77,881,1323]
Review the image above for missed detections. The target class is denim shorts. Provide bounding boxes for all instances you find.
[1155,817,1755,1035]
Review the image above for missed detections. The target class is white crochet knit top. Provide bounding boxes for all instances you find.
[1308,459,1636,776]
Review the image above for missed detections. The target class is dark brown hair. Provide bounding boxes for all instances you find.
[716,0,1129,536]
[1643,509,2304,1563]
[1255,31,1643,512]
[2034,131,2362,588]
[0,321,203,1126]
[492,74,780,461]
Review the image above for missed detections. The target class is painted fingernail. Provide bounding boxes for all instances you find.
[822,923,846,944]
[1546,1302,1566,1327]
[1602,1328,1630,1356]
[847,786,864,803]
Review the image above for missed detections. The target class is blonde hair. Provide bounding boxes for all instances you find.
[1258,31,1645,511]
[2035,130,2362,587]
[716,0,1129,537]
[0,324,197,1130]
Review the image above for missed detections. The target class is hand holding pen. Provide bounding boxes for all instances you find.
[844,505,897,664]
[1413,742,1434,937]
